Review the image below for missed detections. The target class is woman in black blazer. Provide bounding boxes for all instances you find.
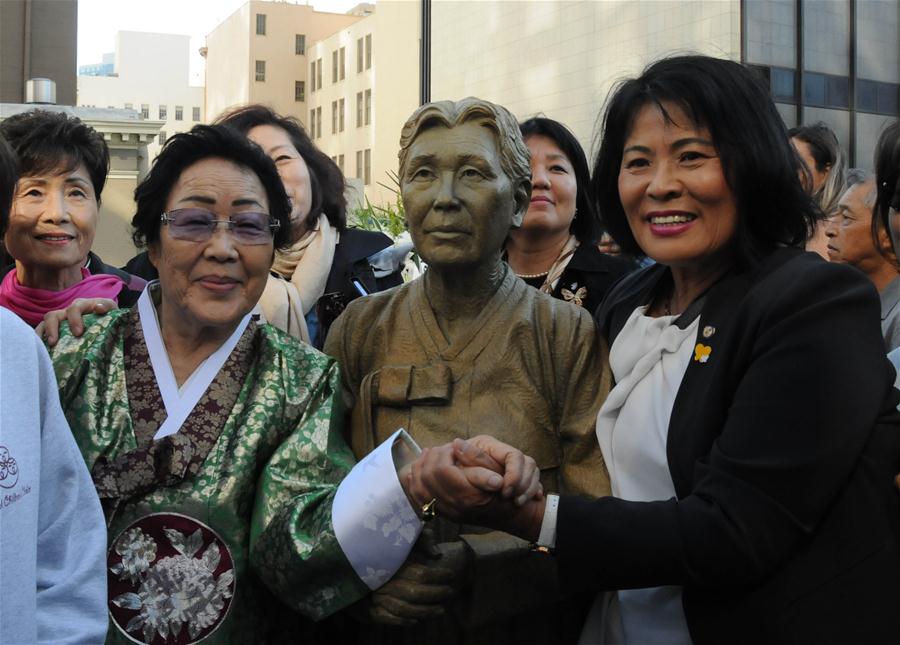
[407,56,900,645]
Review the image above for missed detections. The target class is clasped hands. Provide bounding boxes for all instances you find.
[400,435,546,542]
[368,436,545,627]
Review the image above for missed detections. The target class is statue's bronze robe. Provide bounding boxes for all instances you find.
[324,266,612,644]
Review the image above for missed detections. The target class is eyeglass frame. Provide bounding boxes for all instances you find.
[159,208,281,245]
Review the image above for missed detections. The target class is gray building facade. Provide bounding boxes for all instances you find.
[1,0,78,105]
[744,0,900,165]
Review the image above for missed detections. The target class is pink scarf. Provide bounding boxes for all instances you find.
[0,268,124,327]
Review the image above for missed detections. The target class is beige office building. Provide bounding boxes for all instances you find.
[306,1,419,206]
[430,0,899,167]
[204,1,363,125]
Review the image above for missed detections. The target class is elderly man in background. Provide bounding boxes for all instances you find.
[826,168,900,349]
[324,97,610,644]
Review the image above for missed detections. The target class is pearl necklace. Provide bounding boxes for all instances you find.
[515,269,550,279]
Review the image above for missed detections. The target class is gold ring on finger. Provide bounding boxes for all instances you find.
[421,498,437,522]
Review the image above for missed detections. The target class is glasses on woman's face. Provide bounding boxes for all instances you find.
[160,208,280,245]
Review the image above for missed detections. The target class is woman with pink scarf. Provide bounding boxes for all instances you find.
[0,110,144,327]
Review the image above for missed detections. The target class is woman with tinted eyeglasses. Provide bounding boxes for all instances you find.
[0,110,146,327]
[45,125,435,644]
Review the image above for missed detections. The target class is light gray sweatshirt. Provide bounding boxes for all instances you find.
[0,307,107,644]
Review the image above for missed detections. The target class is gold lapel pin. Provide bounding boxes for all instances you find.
[694,343,712,363]
[702,325,716,338]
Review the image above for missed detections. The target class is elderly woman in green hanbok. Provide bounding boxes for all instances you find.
[46,125,448,644]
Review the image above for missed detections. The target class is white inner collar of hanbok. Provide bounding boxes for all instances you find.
[137,284,251,440]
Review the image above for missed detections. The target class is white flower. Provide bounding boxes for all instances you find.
[111,528,234,643]
[111,529,157,584]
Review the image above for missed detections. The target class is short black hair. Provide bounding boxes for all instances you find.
[0,109,109,205]
[593,55,820,266]
[214,104,348,231]
[874,119,900,251]
[131,124,292,249]
[520,116,602,245]
[0,136,16,237]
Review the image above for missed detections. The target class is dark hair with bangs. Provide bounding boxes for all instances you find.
[874,120,900,254]
[131,124,292,249]
[0,136,16,237]
[214,104,347,231]
[0,109,109,205]
[592,55,820,267]
[520,116,603,245]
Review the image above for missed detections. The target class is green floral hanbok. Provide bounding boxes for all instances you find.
[49,294,421,645]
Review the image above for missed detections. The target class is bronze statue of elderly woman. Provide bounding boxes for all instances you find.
[324,97,611,643]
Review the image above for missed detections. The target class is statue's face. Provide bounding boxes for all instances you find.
[402,120,518,269]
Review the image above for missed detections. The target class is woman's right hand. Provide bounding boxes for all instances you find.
[36,297,118,346]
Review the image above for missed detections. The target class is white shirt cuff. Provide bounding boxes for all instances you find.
[331,429,423,589]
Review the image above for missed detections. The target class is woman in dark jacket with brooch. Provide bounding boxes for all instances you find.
[406,56,900,645]
[505,117,633,314]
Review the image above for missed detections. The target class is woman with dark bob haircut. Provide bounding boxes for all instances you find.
[45,124,432,643]
[504,116,633,314]
[406,55,900,645]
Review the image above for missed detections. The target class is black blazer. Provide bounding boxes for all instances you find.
[558,248,900,644]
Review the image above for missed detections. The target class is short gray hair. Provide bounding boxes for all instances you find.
[844,168,876,207]
[398,97,531,191]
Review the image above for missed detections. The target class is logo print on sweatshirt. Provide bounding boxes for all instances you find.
[0,446,19,489]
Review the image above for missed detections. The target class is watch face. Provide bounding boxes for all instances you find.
[107,513,236,644]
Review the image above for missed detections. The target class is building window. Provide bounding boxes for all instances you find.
[339,98,345,131]
[125,102,133,110]
[158,130,167,145]
[159,105,167,120]
[255,60,266,82]
[364,148,371,185]
[192,106,200,121]
[339,47,346,80]
[856,79,899,115]
[357,37,364,72]
[356,150,363,179]
[332,101,338,134]
[316,59,322,90]
[310,62,316,92]
[356,92,363,127]
[338,154,345,173]
[365,34,372,69]
[332,50,338,83]
[295,34,306,55]
[175,106,183,121]
[315,106,322,139]
[802,72,849,109]
[295,80,306,102]
[310,109,316,138]
[364,89,371,125]
[140,104,149,119]
[256,13,266,35]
